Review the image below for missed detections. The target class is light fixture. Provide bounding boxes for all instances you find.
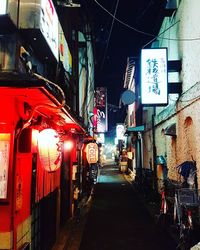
[64,140,74,151]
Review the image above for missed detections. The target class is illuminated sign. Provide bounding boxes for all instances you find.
[141,48,168,105]
[94,87,108,133]
[86,143,98,164]
[116,124,125,140]
[0,0,7,14]
[59,31,72,74]
[96,133,105,144]
[40,0,59,60]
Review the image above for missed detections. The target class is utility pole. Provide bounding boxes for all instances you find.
[152,107,158,193]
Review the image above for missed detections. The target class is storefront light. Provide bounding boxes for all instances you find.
[64,140,74,151]
[38,129,61,172]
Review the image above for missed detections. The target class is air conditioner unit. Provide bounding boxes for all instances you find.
[165,0,178,16]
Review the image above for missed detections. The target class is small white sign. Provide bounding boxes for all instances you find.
[0,134,10,200]
[0,0,7,15]
[141,48,168,105]
[116,124,125,140]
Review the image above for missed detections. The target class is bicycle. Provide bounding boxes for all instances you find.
[174,188,200,250]
[156,178,179,228]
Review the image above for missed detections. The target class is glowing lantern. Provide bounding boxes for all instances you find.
[64,140,74,151]
[38,129,61,172]
[86,142,98,164]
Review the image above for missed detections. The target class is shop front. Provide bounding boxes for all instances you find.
[0,73,87,250]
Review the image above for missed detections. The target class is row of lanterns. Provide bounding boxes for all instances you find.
[36,128,74,172]
[34,128,98,172]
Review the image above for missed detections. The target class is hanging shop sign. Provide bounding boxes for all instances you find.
[38,129,62,172]
[59,26,72,74]
[94,87,108,133]
[141,48,168,105]
[116,124,125,140]
[0,0,7,14]
[86,143,98,164]
[0,133,11,201]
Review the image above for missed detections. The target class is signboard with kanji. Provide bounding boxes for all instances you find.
[141,48,168,105]
[86,143,98,164]
[94,87,108,133]
[0,133,10,200]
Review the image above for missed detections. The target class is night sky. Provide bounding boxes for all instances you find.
[83,0,167,133]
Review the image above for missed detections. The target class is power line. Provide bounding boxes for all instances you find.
[142,20,180,48]
[100,0,119,71]
[94,0,200,42]
[94,0,155,37]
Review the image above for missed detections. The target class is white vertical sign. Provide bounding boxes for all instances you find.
[0,0,7,15]
[141,48,168,105]
[40,0,59,61]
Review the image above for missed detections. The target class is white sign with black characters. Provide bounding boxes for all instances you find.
[141,48,168,105]
[0,0,7,15]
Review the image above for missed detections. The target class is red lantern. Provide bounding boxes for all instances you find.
[38,129,61,172]
[64,140,74,151]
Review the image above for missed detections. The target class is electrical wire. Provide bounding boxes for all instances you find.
[100,0,120,71]
[168,80,200,103]
[142,20,180,48]
[94,0,155,37]
[94,0,200,42]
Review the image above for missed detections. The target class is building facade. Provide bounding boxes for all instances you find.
[143,0,200,189]
[0,1,96,249]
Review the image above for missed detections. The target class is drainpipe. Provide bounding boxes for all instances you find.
[138,132,144,169]
[11,130,18,250]
[152,107,158,192]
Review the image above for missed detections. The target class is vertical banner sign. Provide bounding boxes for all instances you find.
[94,87,108,133]
[0,0,7,14]
[141,48,168,105]
[40,0,59,61]
[116,124,125,140]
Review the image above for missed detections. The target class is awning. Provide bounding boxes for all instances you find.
[0,72,87,135]
[126,125,145,133]
[164,123,176,137]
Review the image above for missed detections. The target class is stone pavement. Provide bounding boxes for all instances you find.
[79,164,177,250]
[53,163,200,250]
[52,193,93,250]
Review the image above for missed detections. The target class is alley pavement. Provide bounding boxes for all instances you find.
[54,162,177,250]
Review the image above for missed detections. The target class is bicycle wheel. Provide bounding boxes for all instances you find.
[177,227,192,250]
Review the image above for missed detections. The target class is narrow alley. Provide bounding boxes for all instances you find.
[61,163,177,250]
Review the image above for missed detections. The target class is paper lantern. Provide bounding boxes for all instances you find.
[38,129,61,172]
